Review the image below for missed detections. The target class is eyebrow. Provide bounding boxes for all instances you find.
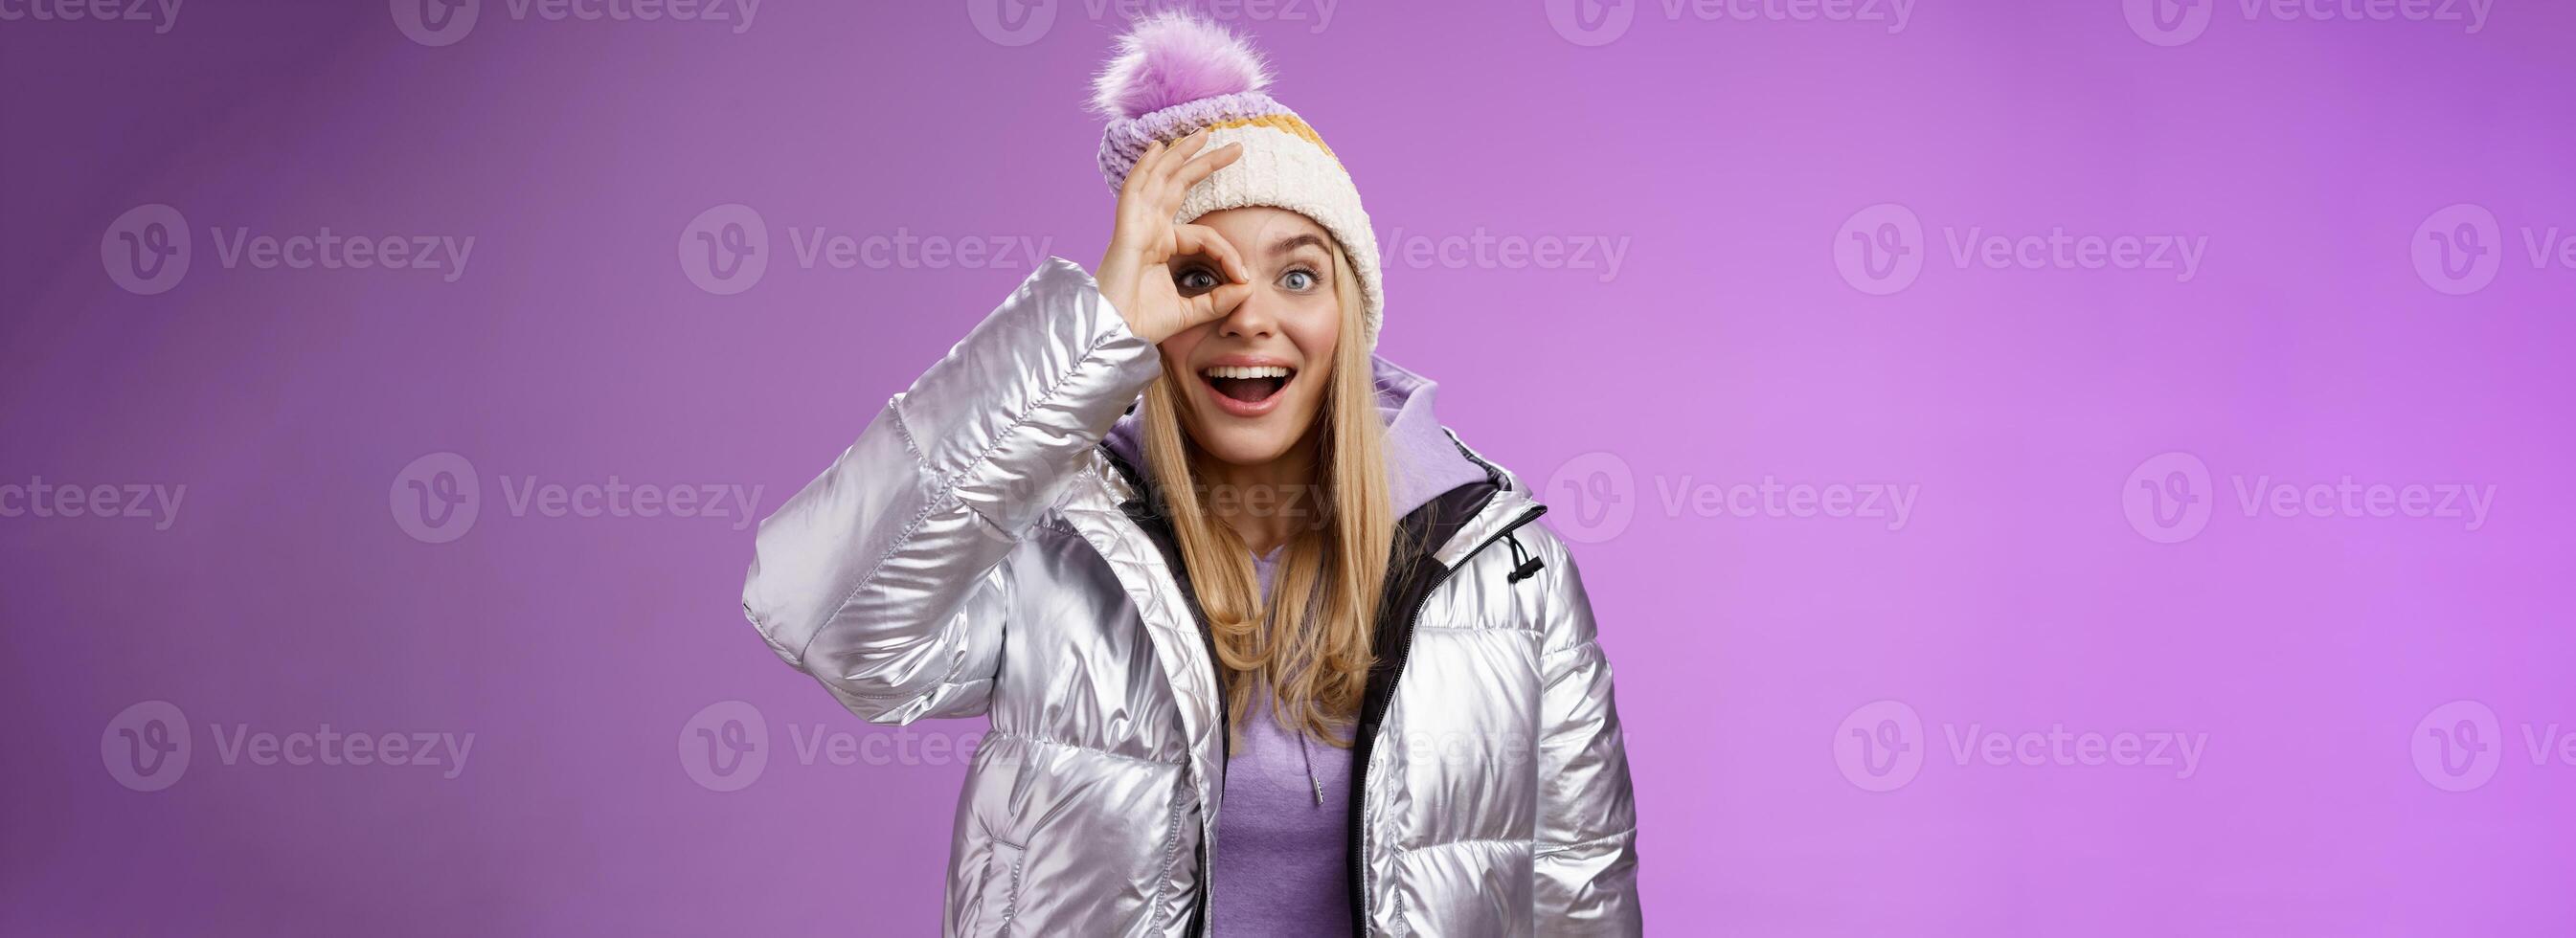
[1269,234,1328,257]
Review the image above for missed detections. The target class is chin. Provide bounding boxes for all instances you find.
[1184,417,1311,466]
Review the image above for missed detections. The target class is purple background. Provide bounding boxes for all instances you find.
[7,0,2573,934]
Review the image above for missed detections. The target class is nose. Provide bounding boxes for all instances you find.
[1217,290,1277,340]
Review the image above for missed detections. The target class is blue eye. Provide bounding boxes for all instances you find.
[1280,268,1317,291]
[1175,268,1219,292]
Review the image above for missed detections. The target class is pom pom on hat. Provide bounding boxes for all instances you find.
[1090,12,1272,120]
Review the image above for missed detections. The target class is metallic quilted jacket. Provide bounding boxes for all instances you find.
[741,258,1642,936]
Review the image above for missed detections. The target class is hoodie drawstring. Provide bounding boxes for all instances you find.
[1299,729,1322,806]
[1504,531,1545,584]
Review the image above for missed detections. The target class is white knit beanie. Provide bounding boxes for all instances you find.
[1091,13,1386,350]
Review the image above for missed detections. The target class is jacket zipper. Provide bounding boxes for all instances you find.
[1345,502,1547,936]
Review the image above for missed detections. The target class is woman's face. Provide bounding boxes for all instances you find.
[1159,207,1344,468]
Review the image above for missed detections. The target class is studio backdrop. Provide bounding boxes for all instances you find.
[5,0,2572,934]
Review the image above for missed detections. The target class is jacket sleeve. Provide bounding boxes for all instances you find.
[740,257,1162,725]
[1530,531,1643,934]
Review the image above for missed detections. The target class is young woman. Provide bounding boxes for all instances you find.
[740,14,1640,936]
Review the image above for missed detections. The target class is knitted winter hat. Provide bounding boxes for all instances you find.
[1093,13,1385,350]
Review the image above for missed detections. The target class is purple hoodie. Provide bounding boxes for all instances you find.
[1105,357,1491,936]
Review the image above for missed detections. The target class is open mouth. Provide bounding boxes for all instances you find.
[1200,364,1295,413]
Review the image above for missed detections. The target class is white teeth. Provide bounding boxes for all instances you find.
[1203,366,1292,380]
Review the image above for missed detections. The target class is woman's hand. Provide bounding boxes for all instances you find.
[1096,129,1252,345]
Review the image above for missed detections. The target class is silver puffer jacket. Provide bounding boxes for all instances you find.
[741,258,1641,936]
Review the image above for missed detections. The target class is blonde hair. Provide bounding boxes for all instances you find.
[1139,243,1394,747]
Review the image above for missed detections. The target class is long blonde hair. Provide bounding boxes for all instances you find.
[1139,243,1394,747]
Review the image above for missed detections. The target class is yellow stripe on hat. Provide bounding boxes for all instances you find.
[1173,114,1337,161]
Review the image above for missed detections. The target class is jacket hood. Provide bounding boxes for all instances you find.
[1101,355,1493,520]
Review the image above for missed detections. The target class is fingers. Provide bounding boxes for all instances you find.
[1171,223,1250,285]
[1183,281,1254,328]
[1115,130,1244,273]
[1163,127,1211,168]
[1124,130,1201,198]
[1166,143,1243,204]
[1142,131,1241,217]
[1120,138,1165,198]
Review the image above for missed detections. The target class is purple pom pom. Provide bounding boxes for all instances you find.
[1091,12,1271,120]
